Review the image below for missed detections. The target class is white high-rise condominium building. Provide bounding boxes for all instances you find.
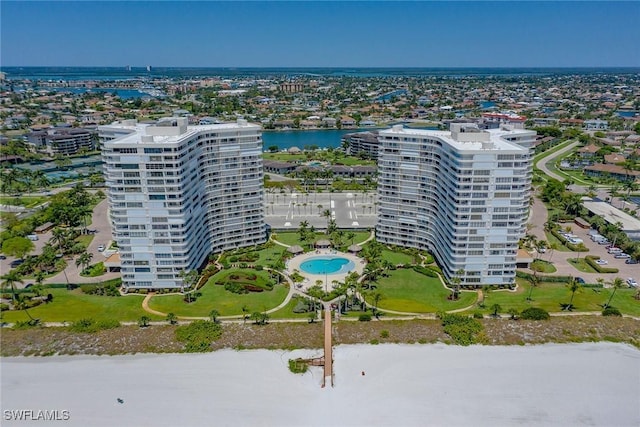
[101,117,265,289]
[376,124,535,286]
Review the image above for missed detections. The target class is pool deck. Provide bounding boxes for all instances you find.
[287,250,365,291]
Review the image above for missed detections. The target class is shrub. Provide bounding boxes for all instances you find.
[69,318,120,333]
[288,359,308,374]
[358,314,372,322]
[438,313,483,346]
[176,320,223,352]
[412,265,439,278]
[473,311,484,319]
[380,330,390,338]
[520,307,550,320]
[602,306,622,317]
[224,282,248,294]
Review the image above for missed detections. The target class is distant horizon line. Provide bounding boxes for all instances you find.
[2,66,640,69]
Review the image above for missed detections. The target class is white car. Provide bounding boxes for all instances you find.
[595,259,608,265]
[97,245,105,252]
[614,253,631,259]
[626,278,638,287]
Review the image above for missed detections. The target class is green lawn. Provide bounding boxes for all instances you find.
[476,280,640,316]
[531,259,557,273]
[380,249,414,265]
[545,231,572,252]
[373,268,477,313]
[568,258,598,273]
[75,234,94,248]
[1,289,155,323]
[0,196,48,208]
[269,295,317,319]
[147,269,289,317]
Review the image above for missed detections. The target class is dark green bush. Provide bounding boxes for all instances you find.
[358,314,372,321]
[224,282,248,294]
[602,307,622,317]
[520,307,551,320]
[412,265,439,277]
[288,359,308,374]
[438,313,483,346]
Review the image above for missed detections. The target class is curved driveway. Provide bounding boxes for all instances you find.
[535,140,580,182]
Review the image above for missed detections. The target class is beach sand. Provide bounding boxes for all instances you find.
[1,343,638,426]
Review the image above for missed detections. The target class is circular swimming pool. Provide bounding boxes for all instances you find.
[300,256,355,275]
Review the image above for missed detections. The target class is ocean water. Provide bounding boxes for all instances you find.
[262,129,369,150]
[3,66,640,80]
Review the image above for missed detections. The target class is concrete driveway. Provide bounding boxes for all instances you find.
[528,197,639,284]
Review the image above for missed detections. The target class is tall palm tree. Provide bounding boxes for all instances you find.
[566,278,582,311]
[1,270,24,302]
[604,277,624,309]
[75,251,93,273]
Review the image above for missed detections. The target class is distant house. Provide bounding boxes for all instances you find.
[584,119,608,130]
[577,144,600,158]
[603,153,626,165]
[584,163,640,182]
[341,116,356,127]
[322,117,337,127]
[263,160,297,175]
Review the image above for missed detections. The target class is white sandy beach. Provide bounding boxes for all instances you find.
[1,343,639,427]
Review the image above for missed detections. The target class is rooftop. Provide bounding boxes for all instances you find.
[379,124,532,152]
[582,200,640,232]
[103,117,260,146]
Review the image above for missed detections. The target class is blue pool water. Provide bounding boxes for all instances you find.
[300,256,355,275]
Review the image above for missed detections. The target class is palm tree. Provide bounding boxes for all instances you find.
[166,312,177,325]
[490,303,502,318]
[604,277,624,309]
[565,278,582,311]
[1,270,23,302]
[241,305,249,324]
[209,309,220,323]
[138,316,151,327]
[527,273,540,301]
[75,251,93,273]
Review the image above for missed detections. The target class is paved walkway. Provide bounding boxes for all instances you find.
[39,198,120,286]
[323,305,333,387]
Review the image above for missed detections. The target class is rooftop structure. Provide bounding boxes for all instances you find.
[376,124,535,286]
[101,117,266,289]
[582,199,640,240]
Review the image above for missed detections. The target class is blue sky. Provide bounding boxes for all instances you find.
[2,1,639,67]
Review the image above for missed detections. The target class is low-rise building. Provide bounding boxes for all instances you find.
[26,127,96,155]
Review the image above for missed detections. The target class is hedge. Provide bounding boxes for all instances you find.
[550,229,589,252]
[584,256,619,274]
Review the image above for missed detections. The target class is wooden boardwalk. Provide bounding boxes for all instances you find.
[323,306,333,387]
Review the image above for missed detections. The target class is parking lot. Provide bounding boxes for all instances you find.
[536,224,640,284]
[264,191,377,230]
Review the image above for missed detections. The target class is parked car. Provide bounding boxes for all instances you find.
[0,255,6,260]
[608,248,623,254]
[614,253,631,259]
[625,259,638,264]
[27,234,39,241]
[10,259,24,268]
[595,259,608,265]
[597,239,610,245]
[626,278,638,287]
[97,245,105,252]
[575,277,586,284]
